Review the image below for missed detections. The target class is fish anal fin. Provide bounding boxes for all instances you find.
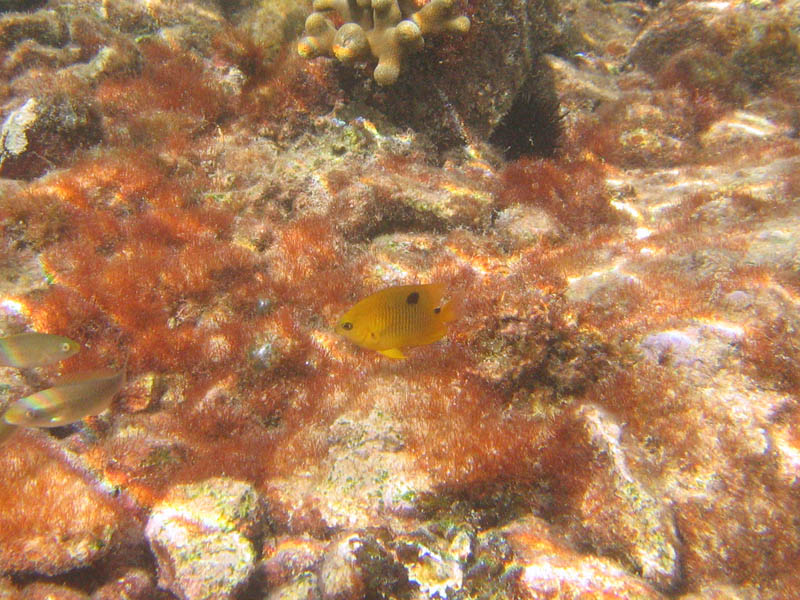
[379,348,406,359]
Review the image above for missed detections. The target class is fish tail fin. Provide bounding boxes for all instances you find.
[438,293,461,323]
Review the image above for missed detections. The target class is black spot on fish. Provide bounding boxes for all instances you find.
[342,322,353,330]
[434,307,441,314]
[406,292,420,305]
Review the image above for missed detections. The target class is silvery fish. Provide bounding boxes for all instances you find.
[3,368,125,428]
[0,333,80,368]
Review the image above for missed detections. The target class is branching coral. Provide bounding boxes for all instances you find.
[298,0,470,85]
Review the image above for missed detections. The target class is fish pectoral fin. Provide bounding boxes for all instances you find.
[379,348,406,359]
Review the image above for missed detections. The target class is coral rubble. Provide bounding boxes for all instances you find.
[0,0,799,598]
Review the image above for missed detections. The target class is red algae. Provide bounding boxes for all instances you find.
[498,155,623,233]
[0,433,133,575]
[97,40,228,131]
[401,372,553,487]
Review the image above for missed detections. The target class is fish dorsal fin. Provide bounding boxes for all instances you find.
[379,348,406,359]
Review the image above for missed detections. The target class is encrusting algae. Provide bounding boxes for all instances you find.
[335,283,455,358]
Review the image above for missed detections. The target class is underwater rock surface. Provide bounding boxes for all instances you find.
[145,478,261,600]
[0,433,131,576]
[1,0,800,598]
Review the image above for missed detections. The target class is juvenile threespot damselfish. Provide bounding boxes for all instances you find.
[335,283,455,359]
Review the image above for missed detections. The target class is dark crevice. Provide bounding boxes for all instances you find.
[489,57,562,160]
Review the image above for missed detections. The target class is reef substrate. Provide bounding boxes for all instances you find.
[1,0,800,598]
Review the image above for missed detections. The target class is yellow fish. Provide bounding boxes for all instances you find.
[335,283,455,359]
[3,368,125,428]
[0,332,80,368]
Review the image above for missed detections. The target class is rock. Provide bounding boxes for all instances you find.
[265,573,320,600]
[0,434,127,576]
[518,552,665,599]
[0,95,102,179]
[629,0,800,94]
[0,10,67,50]
[493,203,560,250]
[568,404,681,592]
[90,568,155,600]
[317,533,405,600]
[330,161,496,238]
[331,0,564,154]
[0,578,17,600]
[699,110,784,151]
[396,530,468,599]
[504,517,666,600]
[627,2,737,76]
[18,583,89,600]
[745,219,800,270]
[265,402,435,532]
[145,478,261,600]
[317,535,366,600]
[565,263,639,304]
[639,322,743,379]
[260,536,326,589]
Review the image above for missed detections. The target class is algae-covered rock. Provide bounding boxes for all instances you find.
[0,9,67,50]
[504,517,667,600]
[0,578,16,600]
[266,402,435,532]
[90,568,155,600]
[265,572,321,600]
[299,0,470,86]
[318,533,406,600]
[310,0,564,154]
[570,404,680,592]
[0,434,126,576]
[259,537,326,590]
[145,478,262,600]
[19,582,90,600]
[0,95,102,179]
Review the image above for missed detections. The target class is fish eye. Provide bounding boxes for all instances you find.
[406,292,419,305]
[341,322,353,331]
[61,342,71,352]
[434,307,441,314]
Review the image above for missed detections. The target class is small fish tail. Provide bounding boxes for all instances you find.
[438,294,460,323]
